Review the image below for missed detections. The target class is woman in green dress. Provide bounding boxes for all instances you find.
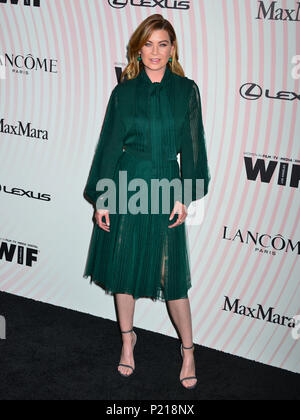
[83,14,210,390]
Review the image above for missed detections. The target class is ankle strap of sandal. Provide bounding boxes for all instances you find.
[121,329,133,334]
[182,344,194,349]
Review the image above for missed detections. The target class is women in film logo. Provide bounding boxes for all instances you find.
[0,0,40,6]
[0,238,39,267]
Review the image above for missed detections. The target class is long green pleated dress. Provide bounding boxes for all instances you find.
[83,64,211,302]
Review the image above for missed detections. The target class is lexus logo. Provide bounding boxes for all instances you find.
[240,83,300,101]
[108,0,127,8]
[240,83,263,100]
[108,0,190,10]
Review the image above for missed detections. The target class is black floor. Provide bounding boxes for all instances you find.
[0,290,299,401]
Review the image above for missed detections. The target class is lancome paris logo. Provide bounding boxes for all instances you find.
[223,296,296,329]
[108,0,190,10]
[223,226,299,255]
[256,1,300,21]
[2,53,57,76]
[0,237,39,267]
[0,0,40,6]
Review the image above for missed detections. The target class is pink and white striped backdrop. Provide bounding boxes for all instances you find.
[0,0,299,374]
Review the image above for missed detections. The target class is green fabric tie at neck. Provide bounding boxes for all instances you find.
[139,65,178,178]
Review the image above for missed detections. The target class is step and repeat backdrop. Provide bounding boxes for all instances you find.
[0,0,299,374]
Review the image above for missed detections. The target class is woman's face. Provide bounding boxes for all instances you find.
[139,29,175,72]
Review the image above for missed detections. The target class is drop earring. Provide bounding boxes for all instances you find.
[137,54,142,62]
[169,57,172,63]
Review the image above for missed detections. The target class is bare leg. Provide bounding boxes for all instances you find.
[115,293,136,376]
[166,297,197,388]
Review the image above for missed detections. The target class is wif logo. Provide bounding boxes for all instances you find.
[0,0,40,6]
[0,239,39,267]
[244,156,300,189]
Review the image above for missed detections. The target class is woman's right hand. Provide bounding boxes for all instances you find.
[95,209,110,232]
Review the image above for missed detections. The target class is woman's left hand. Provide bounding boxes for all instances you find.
[168,201,188,228]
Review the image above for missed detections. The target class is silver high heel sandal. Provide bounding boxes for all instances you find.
[180,343,198,390]
[118,329,137,377]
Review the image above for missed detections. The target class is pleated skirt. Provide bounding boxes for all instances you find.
[83,148,192,301]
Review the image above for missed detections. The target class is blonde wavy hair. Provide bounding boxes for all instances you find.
[120,14,185,83]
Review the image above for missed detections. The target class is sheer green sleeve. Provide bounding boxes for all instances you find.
[179,81,211,208]
[84,85,124,210]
